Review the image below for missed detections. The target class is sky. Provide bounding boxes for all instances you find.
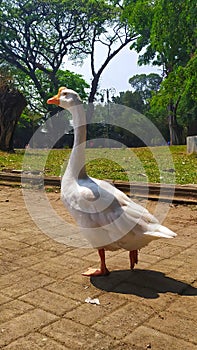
[65,43,161,96]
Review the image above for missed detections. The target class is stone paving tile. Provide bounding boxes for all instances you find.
[112,342,143,350]
[146,244,184,259]
[147,310,197,344]
[0,294,11,306]
[0,309,58,348]
[0,268,39,290]
[7,231,49,245]
[0,216,31,228]
[80,249,121,262]
[50,253,89,267]
[28,255,92,280]
[103,254,151,271]
[150,255,186,271]
[0,258,21,275]
[123,325,197,350]
[111,283,176,312]
[0,239,29,251]
[40,318,116,350]
[165,294,197,320]
[169,263,197,284]
[32,238,72,253]
[92,302,154,339]
[165,235,196,247]
[136,251,162,264]
[0,300,34,324]
[1,245,41,263]
[3,332,70,350]
[0,229,16,240]
[12,250,60,269]
[1,273,55,298]
[19,288,81,316]
[64,292,127,326]
[66,271,95,285]
[45,279,101,302]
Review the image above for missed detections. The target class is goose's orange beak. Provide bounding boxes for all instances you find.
[47,95,59,105]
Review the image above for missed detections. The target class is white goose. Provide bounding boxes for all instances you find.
[47,87,176,276]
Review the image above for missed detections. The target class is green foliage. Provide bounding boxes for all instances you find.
[3,65,89,111]
[123,0,154,56]
[124,0,196,71]
[129,73,162,100]
[5,66,89,145]
[180,52,197,103]
[0,0,122,107]
[0,63,89,148]
[0,66,14,90]
[51,70,89,101]
[113,90,145,113]
[122,0,197,143]
[112,74,164,136]
[149,51,197,134]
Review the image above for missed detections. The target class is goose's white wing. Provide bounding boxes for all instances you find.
[61,176,176,250]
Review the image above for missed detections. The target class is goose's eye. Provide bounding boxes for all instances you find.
[63,92,67,96]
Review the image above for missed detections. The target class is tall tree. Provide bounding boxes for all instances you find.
[0,0,137,115]
[0,69,27,151]
[112,73,162,114]
[129,73,162,110]
[113,90,145,113]
[150,51,197,140]
[0,0,95,103]
[123,0,197,144]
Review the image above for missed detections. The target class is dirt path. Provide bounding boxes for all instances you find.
[0,185,197,349]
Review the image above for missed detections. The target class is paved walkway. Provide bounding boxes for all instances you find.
[0,185,197,349]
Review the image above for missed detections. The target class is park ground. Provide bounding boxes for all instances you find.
[0,185,197,349]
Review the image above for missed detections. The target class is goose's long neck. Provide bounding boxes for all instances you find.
[66,104,87,179]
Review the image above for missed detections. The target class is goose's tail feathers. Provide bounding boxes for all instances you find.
[145,224,177,239]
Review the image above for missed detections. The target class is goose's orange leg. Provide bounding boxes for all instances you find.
[82,249,110,276]
[129,250,138,269]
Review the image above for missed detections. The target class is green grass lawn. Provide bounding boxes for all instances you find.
[0,145,196,185]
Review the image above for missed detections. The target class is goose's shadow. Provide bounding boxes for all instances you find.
[90,269,197,299]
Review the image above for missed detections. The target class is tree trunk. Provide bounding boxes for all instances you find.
[86,75,100,123]
[0,87,27,152]
[168,99,184,145]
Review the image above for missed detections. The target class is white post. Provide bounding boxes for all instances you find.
[187,135,197,154]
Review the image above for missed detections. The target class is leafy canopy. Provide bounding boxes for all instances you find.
[0,0,118,106]
[123,0,197,73]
